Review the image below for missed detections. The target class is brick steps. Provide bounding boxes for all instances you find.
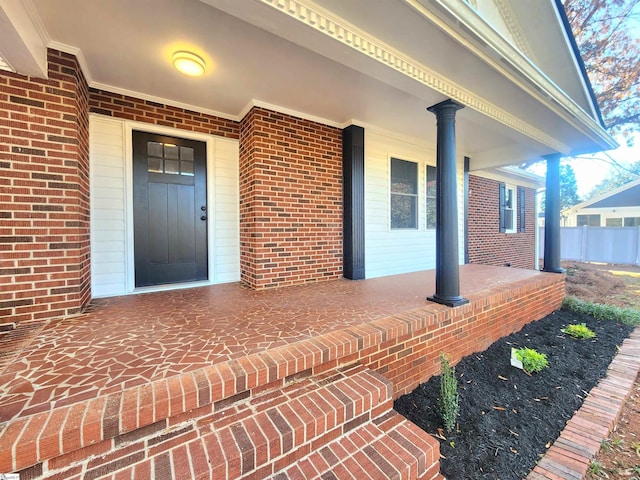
[148,364,440,479]
[276,410,440,480]
[26,364,441,479]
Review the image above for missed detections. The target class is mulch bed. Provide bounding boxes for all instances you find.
[394,309,634,480]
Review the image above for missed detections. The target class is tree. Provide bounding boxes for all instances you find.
[584,159,640,199]
[539,163,581,213]
[560,164,581,209]
[563,0,640,139]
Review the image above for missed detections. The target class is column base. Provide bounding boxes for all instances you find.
[427,294,469,308]
[541,267,566,274]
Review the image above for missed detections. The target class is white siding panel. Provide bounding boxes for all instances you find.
[364,131,465,279]
[212,139,240,283]
[90,117,127,297]
[90,116,241,296]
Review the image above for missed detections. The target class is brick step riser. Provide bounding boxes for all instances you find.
[20,365,442,479]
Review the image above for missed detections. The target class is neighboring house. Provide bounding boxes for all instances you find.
[562,178,640,227]
[0,0,614,323]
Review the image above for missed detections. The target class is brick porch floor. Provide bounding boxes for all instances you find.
[0,264,550,425]
[0,264,571,478]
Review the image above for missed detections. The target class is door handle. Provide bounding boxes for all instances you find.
[201,215,207,221]
[201,205,207,211]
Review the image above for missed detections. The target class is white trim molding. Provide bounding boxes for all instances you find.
[256,0,572,153]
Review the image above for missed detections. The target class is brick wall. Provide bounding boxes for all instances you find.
[0,50,91,322]
[239,107,343,289]
[5,271,565,477]
[88,89,239,139]
[468,174,536,269]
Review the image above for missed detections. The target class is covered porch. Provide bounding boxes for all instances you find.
[0,265,565,478]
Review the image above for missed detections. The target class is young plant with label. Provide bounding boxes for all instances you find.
[438,353,460,433]
[514,347,548,374]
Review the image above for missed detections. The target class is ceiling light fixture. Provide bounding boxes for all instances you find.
[172,51,206,77]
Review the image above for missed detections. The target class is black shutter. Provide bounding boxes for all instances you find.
[518,187,526,232]
[499,183,506,233]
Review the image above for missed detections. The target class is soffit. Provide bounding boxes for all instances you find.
[25,0,611,168]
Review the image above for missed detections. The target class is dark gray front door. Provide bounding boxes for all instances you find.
[133,131,208,287]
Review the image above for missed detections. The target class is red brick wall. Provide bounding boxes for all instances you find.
[0,50,91,322]
[5,271,564,477]
[467,175,536,269]
[239,107,343,289]
[88,89,239,139]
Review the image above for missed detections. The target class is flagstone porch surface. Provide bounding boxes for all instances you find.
[0,264,549,425]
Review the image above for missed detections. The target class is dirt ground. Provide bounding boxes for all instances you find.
[563,261,640,310]
[565,262,640,480]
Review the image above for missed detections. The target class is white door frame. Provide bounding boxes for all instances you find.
[123,121,217,293]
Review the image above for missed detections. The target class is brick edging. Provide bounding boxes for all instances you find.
[528,328,640,479]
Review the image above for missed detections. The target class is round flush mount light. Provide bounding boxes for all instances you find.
[172,51,206,77]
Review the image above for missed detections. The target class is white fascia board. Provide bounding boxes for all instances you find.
[472,166,544,189]
[0,0,48,78]
[407,0,616,151]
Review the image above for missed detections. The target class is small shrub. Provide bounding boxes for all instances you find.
[562,323,596,339]
[438,353,459,433]
[588,459,606,476]
[514,347,548,373]
[563,296,640,326]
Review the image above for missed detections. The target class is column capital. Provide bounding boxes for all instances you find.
[542,152,563,161]
[427,99,465,115]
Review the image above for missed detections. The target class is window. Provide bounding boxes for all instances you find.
[426,165,436,229]
[499,183,517,233]
[390,158,418,229]
[624,217,640,227]
[606,218,623,227]
[577,214,601,226]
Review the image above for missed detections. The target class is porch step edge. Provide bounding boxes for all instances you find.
[274,410,441,480]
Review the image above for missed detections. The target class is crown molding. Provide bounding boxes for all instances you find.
[256,0,571,154]
[48,40,93,84]
[493,0,534,60]
[20,0,50,46]
[238,99,342,127]
[89,81,238,121]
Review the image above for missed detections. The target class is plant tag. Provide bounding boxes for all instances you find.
[510,348,523,370]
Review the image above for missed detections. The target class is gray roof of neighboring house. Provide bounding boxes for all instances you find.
[564,178,640,214]
[589,183,640,208]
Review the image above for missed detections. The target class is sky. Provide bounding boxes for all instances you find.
[569,135,639,197]
[528,1,640,200]
[526,135,639,198]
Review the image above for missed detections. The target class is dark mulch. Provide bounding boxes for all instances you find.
[394,309,634,480]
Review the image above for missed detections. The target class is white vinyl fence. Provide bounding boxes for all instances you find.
[539,226,640,266]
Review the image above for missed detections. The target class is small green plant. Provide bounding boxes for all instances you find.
[562,323,596,339]
[563,296,640,326]
[514,347,548,373]
[601,436,623,451]
[588,459,606,477]
[438,353,459,434]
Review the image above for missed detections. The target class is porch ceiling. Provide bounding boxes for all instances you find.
[8,0,615,168]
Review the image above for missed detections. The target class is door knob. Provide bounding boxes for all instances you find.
[201,205,207,211]
[201,215,207,221]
